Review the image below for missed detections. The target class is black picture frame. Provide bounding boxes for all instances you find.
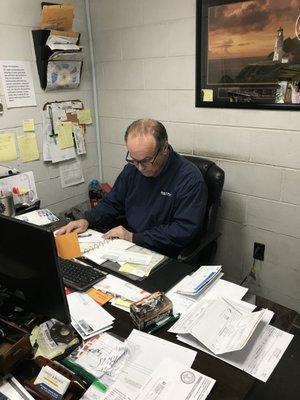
[196,0,300,110]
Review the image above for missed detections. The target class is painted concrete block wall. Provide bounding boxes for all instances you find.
[90,0,300,311]
[0,0,98,215]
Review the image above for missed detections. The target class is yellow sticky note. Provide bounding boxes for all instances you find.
[17,133,39,163]
[77,109,93,124]
[202,89,213,102]
[0,133,17,162]
[22,119,35,132]
[55,232,81,259]
[113,298,132,309]
[57,122,74,149]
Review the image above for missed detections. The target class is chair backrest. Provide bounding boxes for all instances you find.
[184,156,225,234]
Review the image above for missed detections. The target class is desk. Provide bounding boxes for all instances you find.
[11,258,299,400]
[104,295,297,400]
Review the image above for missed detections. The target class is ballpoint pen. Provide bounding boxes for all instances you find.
[147,313,181,335]
[78,233,92,238]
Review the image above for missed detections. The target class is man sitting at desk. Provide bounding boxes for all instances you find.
[57,118,207,258]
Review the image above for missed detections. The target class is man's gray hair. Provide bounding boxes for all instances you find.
[124,118,168,149]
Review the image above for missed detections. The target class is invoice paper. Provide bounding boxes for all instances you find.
[136,358,215,400]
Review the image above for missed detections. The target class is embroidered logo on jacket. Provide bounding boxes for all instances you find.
[161,191,172,197]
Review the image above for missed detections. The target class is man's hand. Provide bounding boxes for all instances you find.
[103,225,133,242]
[55,219,89,235]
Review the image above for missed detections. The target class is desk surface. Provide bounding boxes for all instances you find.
[11,257,299,400]
[105,294,297,400]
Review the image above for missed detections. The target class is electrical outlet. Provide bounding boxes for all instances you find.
[253,242,265,261]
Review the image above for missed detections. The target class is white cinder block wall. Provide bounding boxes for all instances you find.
[0,0,99,215]
[90,0,300,312]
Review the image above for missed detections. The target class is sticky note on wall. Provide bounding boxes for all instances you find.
[0,132,17,162]
[57,121,74,149]
[202,89,213,102]
[22,119,35,132]
[17,133,39,162]
[77,109,92,124]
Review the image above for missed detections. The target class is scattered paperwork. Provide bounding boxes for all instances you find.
[67,333,127,379]
[178,309,293,382]
[167,272,247,316]
[169,297,265,354]
[97,329,197,399]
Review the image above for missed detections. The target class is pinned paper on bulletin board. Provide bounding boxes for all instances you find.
[42,100,88,163]
[77,109,92,124]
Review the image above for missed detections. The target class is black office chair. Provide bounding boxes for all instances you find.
[177,156,225,268]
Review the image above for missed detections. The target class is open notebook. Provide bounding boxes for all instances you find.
[78,229,166,281]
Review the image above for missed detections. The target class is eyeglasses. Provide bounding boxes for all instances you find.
[125,146,162,167]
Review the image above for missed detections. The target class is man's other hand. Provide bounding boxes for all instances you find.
[55,219,89,235]
[103,226,133,242]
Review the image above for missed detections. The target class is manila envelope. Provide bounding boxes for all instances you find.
[55,232,81,259]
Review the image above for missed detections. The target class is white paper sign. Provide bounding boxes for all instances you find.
[0,61,37,108]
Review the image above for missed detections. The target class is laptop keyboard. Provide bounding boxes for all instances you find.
[58,258,106,292]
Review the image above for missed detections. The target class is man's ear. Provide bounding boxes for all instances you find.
[163,141,169,154]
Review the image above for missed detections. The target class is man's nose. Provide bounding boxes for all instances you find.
[136,162,145,171]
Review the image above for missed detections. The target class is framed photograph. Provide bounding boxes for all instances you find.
[196,0,300,110]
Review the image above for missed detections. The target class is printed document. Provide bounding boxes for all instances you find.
[169,297,265,354]
[188,298,265,354]
[178,309,293,382]
[136,358,215,400]
[93,329,197,399]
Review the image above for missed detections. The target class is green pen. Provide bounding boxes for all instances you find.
[62,359,107,393]
[147,313,181,335]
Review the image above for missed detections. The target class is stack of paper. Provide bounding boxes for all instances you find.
[177,265,222,295]
[177,309,293,383]
[167,272,248,316]
[169,297,265,354]
[67,292,114,340]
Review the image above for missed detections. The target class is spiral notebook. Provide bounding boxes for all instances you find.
[78,229,166,281]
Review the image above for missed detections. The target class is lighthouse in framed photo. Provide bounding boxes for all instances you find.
[273,27,283,62]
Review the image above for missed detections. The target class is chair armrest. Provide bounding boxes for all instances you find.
[177,231,221,264]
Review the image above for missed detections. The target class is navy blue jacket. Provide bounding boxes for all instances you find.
[85,146,207,258]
